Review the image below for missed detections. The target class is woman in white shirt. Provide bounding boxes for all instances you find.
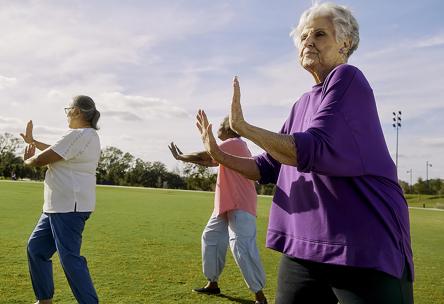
[22,95,101,304]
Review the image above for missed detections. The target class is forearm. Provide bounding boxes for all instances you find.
[24,148,63,167]
[239,123,298,166]
[179,151,215,163]
[211,149,261,181]
[186,159,219,167]
[24,155,45,167]
[32,139,50,151]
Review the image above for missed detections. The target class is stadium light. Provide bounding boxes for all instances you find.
[392,110,402,172]
[426,161,432,193]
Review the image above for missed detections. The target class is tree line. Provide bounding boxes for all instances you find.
[0,132,219,191]
[1,132,442,195]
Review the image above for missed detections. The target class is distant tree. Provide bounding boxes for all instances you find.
[257,183,275,196]
[413,178,428,194]
[125,159,169,188]
[0,133,21,155]
[125,158,151,187]
[429,179,443,195]
[182,163,217,191]
[149,161,169,188]
[0,133,24,178]
[164,171,186,189]
[97,146,134,185]
[398,180,410,194]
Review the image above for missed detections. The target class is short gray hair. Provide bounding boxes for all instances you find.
[73,95,101,130]
[222,116,240,138]
[290,2,360,58]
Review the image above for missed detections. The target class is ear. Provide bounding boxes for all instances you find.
[340,39,351,55]
[73,107,82,117]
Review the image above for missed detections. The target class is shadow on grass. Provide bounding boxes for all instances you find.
[215,293,256,304]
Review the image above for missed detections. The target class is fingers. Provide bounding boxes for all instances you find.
[233,75,240,99]
[24,144,36,159]
[206,123,213,135]
[233,75,239,86]
[196,109,210,134]
[168,144,174,154]
[27,120,33,132]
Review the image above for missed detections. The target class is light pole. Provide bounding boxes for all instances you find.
[426,161,432,193]
[406,169,413,193]
[392,111,402,171]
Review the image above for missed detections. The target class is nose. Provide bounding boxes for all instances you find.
[303,34,315,48]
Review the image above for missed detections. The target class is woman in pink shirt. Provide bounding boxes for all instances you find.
[169,116,267,304]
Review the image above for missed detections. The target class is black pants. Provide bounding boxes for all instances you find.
[276,255,413,304]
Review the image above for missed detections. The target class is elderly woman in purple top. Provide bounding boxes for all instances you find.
[196,2,413,304]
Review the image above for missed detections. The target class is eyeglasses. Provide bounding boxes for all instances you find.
[64,107,74,114]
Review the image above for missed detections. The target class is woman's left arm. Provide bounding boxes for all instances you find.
[230,77,298,166]
[24,144,63,167]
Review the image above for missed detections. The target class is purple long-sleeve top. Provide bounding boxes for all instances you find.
[255,64,413,280]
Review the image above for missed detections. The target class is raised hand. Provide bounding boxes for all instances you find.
[196,109,221,160]
[20,120,34,144]
[168,142,183,160]
[24,144,36,161]
[229,76,246,134]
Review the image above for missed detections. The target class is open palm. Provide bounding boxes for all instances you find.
[196,109,220,159]
[229,76,246,134]
[20,120,34,144]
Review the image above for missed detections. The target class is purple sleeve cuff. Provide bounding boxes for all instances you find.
[254,153,281,185]
[293,132,315,173]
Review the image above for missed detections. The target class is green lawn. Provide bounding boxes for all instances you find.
[0,181,443,304]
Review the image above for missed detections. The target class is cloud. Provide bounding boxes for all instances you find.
[421,138,444,148]
[0,116,22,125]
[413,33,444,48]
[101,110,143,122]
[0,75,17,89]
[99,92,189,120]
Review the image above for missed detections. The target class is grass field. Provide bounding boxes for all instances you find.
[0,181,443,304]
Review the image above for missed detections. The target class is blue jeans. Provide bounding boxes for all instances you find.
[27,212,98,304]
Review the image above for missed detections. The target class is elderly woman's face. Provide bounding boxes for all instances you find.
[298,16,345,78]
[66,103,80,128]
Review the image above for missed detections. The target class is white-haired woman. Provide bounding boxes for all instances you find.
[196,2,413,303]
[22,95,101,304]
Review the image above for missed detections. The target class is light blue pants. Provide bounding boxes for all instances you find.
[202,209,266,293]
[27,212,98,304]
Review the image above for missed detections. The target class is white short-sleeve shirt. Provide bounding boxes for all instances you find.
[43,128,101,213]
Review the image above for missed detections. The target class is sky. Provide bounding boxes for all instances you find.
[1,0,443,183]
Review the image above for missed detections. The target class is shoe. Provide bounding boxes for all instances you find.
[192,286,221,294]
[255,299,268,304]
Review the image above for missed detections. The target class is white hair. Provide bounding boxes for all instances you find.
[290,2,360,58]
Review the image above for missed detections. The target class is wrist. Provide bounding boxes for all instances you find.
[210,148,223,164]
[235,121,249,137]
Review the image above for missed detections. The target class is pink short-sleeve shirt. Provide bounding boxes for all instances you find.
[213,138,257,217]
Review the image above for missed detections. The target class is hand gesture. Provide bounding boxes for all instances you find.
[168,142,184,161]
[20,120,34,144]
[196,109,220,160]
[24,144,36,161]
[229,76,246,134]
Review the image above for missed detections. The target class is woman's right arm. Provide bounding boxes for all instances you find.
[20,120,50,151]
[195,110,261,181]
[168,142,218,167]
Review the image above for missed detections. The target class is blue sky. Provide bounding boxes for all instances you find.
[1,0,443,182]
